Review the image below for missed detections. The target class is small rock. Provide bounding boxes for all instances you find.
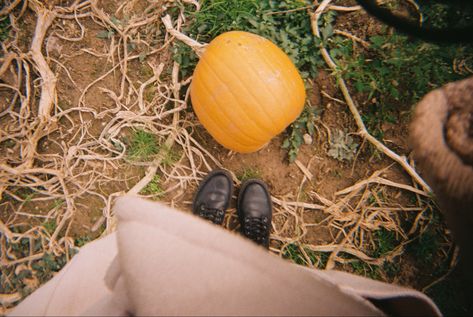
[303,133,313,145]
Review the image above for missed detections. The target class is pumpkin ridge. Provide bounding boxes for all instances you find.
[204,48,281,133]
[234,47,292,128]
[194,61,270,144]
[193,78,265,148]
[191,83,258,151]
[197,58,273,143]
[199,54,277,137]
[249,41,305,120]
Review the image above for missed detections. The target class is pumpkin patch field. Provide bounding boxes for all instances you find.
[1,0,472,314]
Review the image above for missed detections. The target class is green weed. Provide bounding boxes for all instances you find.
[350,260,381,280]
[159,145,181,167]
[32,253,68,283]
[406,207,444,265]
[96,29,115,39]
[43,219,57,235]
[282,243,328,268]
[1,231,71,298]
[382,260,400,279]
[372,228,397,258]
[0,16,10,42]
[52,199,64,209]
[237,167,261,182]
[74,235,92,247]
[140,175,164,198]
[327,129,359,162]
[407,230,441,265]
[187,0,258,42]
[333,31,473,136]
[418,1,473,29]
[127,129,159,161]
[282,106,319,162]
[173,42,199,78]
[180,0,322,79]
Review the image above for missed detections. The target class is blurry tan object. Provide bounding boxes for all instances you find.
[9,196,440,316]
[410,76,473,265]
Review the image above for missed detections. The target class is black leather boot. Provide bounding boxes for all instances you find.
[192,169,233,225]
[237,179,272,248]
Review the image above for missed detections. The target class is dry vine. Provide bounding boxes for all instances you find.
[0,0,451,311]
[0,0,216,309]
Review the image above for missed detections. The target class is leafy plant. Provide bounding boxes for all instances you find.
[1,230,73,298]
[418,0,473,29]
[187,0,258,42]
[282,106,319,162]
[96,29,115,39]
[333,30,473,135]
[173,43,199,77]
[178,0,324,78]
[32,253,68,282]
[327,129,359,162]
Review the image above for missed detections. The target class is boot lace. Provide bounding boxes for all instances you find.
[198,204,225,224]
[243,216,269,244]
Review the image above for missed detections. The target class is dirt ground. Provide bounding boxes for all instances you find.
[0,0,468,314]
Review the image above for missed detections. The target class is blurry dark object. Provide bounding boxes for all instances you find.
[410,77,473,280]
[356,0,473,43]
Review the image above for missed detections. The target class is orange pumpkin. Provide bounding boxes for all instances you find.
[190,31,306,153]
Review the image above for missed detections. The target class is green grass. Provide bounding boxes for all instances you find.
[350,259,381,280]
[0,16,10,42]
[74,235,92,247]
[140,175,164,198]
[237,167,261,182]
[159,145,181,167]
[187,0,259,42]
[127,129,159,161]
[126,129,180,164]
[42,219,57,235]
[372,228,397,258]
[407,231,440,264]
[405,207,444,265]
[283,243,328,268]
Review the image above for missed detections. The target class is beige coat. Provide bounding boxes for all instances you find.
[10,196,440,316]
